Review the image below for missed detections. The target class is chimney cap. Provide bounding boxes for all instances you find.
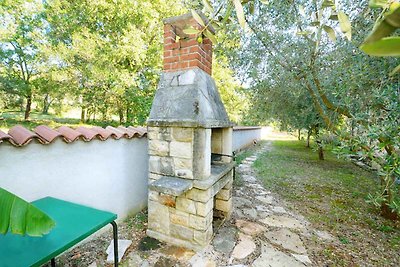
[163,11,216,34]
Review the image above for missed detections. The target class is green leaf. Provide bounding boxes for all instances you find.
[183,27,200,35]
[322,0,335,8]
[389,64,400,76]
[310,21,321,26]
[369,0,390,8]
[191,10,205,27]
[362,6,400,44]
[0,188,55,236]
[204,29,217,43]
[323,25,336,42]
[260,0,269,4]
[202,0,213,13]
[360,37,400,56]
[338,11,351,40]
[233,0,246,28]
[297,31,312,36]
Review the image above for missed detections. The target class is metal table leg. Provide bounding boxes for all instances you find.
[110,221,118,267]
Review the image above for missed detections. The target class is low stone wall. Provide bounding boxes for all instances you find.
[232,126,262,152]
[0,138,148,219]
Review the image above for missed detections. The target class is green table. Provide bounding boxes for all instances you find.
[0,197,118,267]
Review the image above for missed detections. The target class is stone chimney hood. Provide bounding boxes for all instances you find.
[147,13,231,128]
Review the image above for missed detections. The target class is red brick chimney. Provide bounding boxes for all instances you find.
[163,13,213,75]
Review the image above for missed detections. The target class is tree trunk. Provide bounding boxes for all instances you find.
[306,129,311,148]
[24,95,32,121]
[318,145,324,160]
[118,108,124,124]
[298,129,301,140]
[81,108,86,122]
[42,94,50,114]
[380,179,398,220]
[315,127,324,160]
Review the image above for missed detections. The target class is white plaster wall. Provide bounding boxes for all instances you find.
[0,138,148,219]
[232,127,261,152]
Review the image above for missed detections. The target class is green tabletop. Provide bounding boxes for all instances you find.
[0,197,117,267]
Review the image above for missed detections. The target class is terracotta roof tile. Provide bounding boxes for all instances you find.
[128,126,147,137]
[0,130,12,143]
[57,126,84,142]
[0,124,147,147]
[76,126,100,141]
[34,125,62,143]
[91,126,115,140]
[105,126,128,139]
[8,125,39,146]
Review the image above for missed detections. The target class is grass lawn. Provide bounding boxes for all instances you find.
[254,140,400,266]
[0,111,122,132]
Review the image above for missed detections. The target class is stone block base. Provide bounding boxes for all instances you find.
[147,229,209,251]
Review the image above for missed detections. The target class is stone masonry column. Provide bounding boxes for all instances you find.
[146,12,233,251]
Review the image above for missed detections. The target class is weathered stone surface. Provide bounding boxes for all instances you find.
[271,206,287,214]
[174,157,192,170]
[149,172,163,181]
[150,177,192,196]
[170,209,189,227]
[265,228,307,254]
[259,215,305,230]
[314,230,335,241]
[195,198,213,217]
[170,141,192,159]
[158,193,176,207]
[149,140,169,156]
[212,227,237,254]
[215,197,232,213]
[190,254,217,267]
[106,239,132,263]
[176,197,196,214]
[185,188,213,202]
[235,220,266,236]
[189,212,213,231]
[233,197,252,208]
[252,243,304,267]
[231,234,256,259]
[154,256,179,267]
[160,245,196,261]
[256,195,273,205]
[242,175,257,183]
[148,201,170,234]
[216,188,231,201]
[292,254,312,265]
[194,226,213,245]
[149,156,175,176]
[148,191,159,202]
[175,169,194,179]
[242,208,257,219]
[170,224,193,241]
[172,127,193,142]
[255,205,269,212]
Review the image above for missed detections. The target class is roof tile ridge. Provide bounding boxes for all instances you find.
[75,126,101,141]
[8,125,40,146]
[34,125,62,144]
[91,126,115,140]
[57,126,84,143]
[105,126,128,139]
[127,126,147,137]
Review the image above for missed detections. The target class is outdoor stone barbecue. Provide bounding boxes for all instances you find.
[146,12,234,250]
